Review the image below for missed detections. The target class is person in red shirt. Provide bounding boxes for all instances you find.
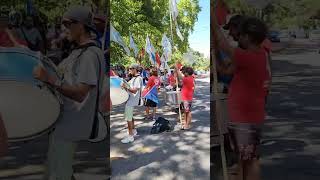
[0,14,27,48]
[222,15,272,100]
[143,68,160,120]
[176,66,195,130]
[168,70,177,87]
[213,14,269,180]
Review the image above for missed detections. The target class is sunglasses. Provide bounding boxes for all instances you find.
[62,20,78,28]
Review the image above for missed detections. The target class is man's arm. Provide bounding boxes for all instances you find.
[55,82,93,103]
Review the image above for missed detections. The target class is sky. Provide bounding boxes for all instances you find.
[188,0,210,58]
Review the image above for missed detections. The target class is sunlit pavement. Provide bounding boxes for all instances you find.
[212,40,320,180]
[110,78,210,180]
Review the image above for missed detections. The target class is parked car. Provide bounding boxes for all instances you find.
[279,30,289,38]
[268,31,280,42]
[309,30,320,42]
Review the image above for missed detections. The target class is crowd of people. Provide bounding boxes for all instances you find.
[213,7,272,180]
[110,63,196,144]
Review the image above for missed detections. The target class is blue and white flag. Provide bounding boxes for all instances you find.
[110,24,131,55]
[145,36,156,65]
[161,34,172,61]
[129,33,139,57]
[142,84,159,104]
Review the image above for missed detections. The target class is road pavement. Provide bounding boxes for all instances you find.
[110,77,210,180]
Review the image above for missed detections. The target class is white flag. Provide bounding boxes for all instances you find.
[176,24,184,41]
[129,33,139,57]
[170,0,178,22]
[110,24,131,55]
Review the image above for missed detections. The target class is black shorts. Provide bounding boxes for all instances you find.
[144,99,157,107]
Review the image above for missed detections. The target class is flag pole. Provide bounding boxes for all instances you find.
[169,0,183,126]
[212,1,228,179]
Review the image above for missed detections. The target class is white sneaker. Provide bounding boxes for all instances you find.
[133,129,138,136]
[121,135,134,144]
[128,129,138,136]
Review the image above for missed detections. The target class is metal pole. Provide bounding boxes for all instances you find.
[212,1,228,179]
[169,0,182,126]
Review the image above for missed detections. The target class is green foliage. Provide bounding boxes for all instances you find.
[111,0,201,67]
[224,0,320,30]
[1,0,107,23]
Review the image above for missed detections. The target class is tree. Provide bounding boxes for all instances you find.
[224,0,320,30]
[110,0,201,67]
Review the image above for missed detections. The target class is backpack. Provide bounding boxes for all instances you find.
[150,117,172,134]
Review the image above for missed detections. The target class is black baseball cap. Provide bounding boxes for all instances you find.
[223,15,246,30]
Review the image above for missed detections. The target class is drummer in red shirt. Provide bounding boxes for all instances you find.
[176,65,195,130]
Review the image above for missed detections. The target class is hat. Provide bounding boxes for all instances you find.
[63,6,95,30]
[223,15,246,30]
[129,64,140,69]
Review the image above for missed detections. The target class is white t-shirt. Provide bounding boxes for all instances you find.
[126,76,143,107]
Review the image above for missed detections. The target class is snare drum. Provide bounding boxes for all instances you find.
[0,47,62,142]
[110,76,129,106]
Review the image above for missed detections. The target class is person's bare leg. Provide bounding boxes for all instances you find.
[186,112,192,128]
[146,107,150,117]
[244,159,260,180]
[152,107,156,119]
[128,121,134,135]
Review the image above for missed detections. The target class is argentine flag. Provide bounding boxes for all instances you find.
[142,85,159,104]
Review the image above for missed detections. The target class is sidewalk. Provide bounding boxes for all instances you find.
[110,79,210,180]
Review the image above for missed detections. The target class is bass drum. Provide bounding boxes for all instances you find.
[0,47,62,142]
[110,76,129,106]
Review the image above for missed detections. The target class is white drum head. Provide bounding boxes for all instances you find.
[110,88,129,106]
[0,81,60,141]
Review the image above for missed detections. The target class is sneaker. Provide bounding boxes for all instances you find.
[127,129,138,136]
[121,135,134,144]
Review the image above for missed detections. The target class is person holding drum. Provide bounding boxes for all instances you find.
[120,64,143,144]
[33,6,105,179]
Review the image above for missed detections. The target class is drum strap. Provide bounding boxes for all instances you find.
[69,42,102,140]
